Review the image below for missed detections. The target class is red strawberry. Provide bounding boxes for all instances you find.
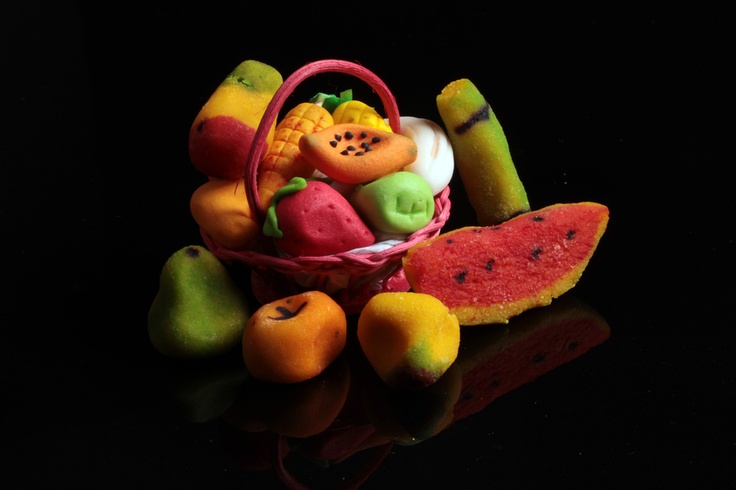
[271,179,375,256]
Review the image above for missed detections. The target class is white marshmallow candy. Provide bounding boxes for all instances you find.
[399,116,455,196]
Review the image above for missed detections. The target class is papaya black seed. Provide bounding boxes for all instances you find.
[344,131,354,140]
[355,151,364,156]
[347,145,356,151]
[360,131,368,138]
[340,149,350,155]
[330,140,338,147]
[334,134,342,141]
[455,270,468,283]
[371,136,381,144]
[269,301,308,320]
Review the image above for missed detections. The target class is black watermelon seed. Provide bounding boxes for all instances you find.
[568,341,580,351]
[486,259,495,271]
[566,229,576,239]
[532,247,543,260]
[532,215,544,222]
[446,239,454,244]
[455,270,468,283]
[532,353,546,363]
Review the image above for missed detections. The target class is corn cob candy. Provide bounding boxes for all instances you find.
[257,102,334,209]
[332,100,393,132]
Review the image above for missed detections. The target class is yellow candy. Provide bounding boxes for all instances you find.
[332,100,393,132]
[357,292,460,391]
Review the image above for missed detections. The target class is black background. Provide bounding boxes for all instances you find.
[3,2,734,488]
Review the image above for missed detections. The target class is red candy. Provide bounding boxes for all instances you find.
[274,180,375,256]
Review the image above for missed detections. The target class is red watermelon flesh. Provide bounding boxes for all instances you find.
[403,202,609,325]
[451,295,610,423]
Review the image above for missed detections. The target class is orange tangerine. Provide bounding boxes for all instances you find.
[242,291,347,384]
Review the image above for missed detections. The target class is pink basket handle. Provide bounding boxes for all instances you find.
[244,60,402,221]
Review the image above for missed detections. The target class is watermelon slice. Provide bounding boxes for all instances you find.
[403,202,609,325]
[451,295,610,422]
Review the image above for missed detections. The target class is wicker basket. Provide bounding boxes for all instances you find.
[201,59,451,313]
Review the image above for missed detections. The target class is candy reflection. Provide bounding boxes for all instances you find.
[159,294,609,486]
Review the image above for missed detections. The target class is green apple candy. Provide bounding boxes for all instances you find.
[148,245,251,359]
[351,171,435,234]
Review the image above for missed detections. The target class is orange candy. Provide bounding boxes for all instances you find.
[242,291,347,384]
[298,123,418,184]
[189,178,260,250]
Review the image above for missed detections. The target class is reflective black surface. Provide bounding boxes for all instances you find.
[5,3,734,488]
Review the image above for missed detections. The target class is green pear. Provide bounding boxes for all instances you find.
[148,245,250,359]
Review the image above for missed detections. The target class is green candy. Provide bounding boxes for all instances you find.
[351,172,435,234]
[309,89,353,113]
[148,246,250,359]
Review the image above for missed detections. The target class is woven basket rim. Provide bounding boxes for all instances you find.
[203,185,451,275]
